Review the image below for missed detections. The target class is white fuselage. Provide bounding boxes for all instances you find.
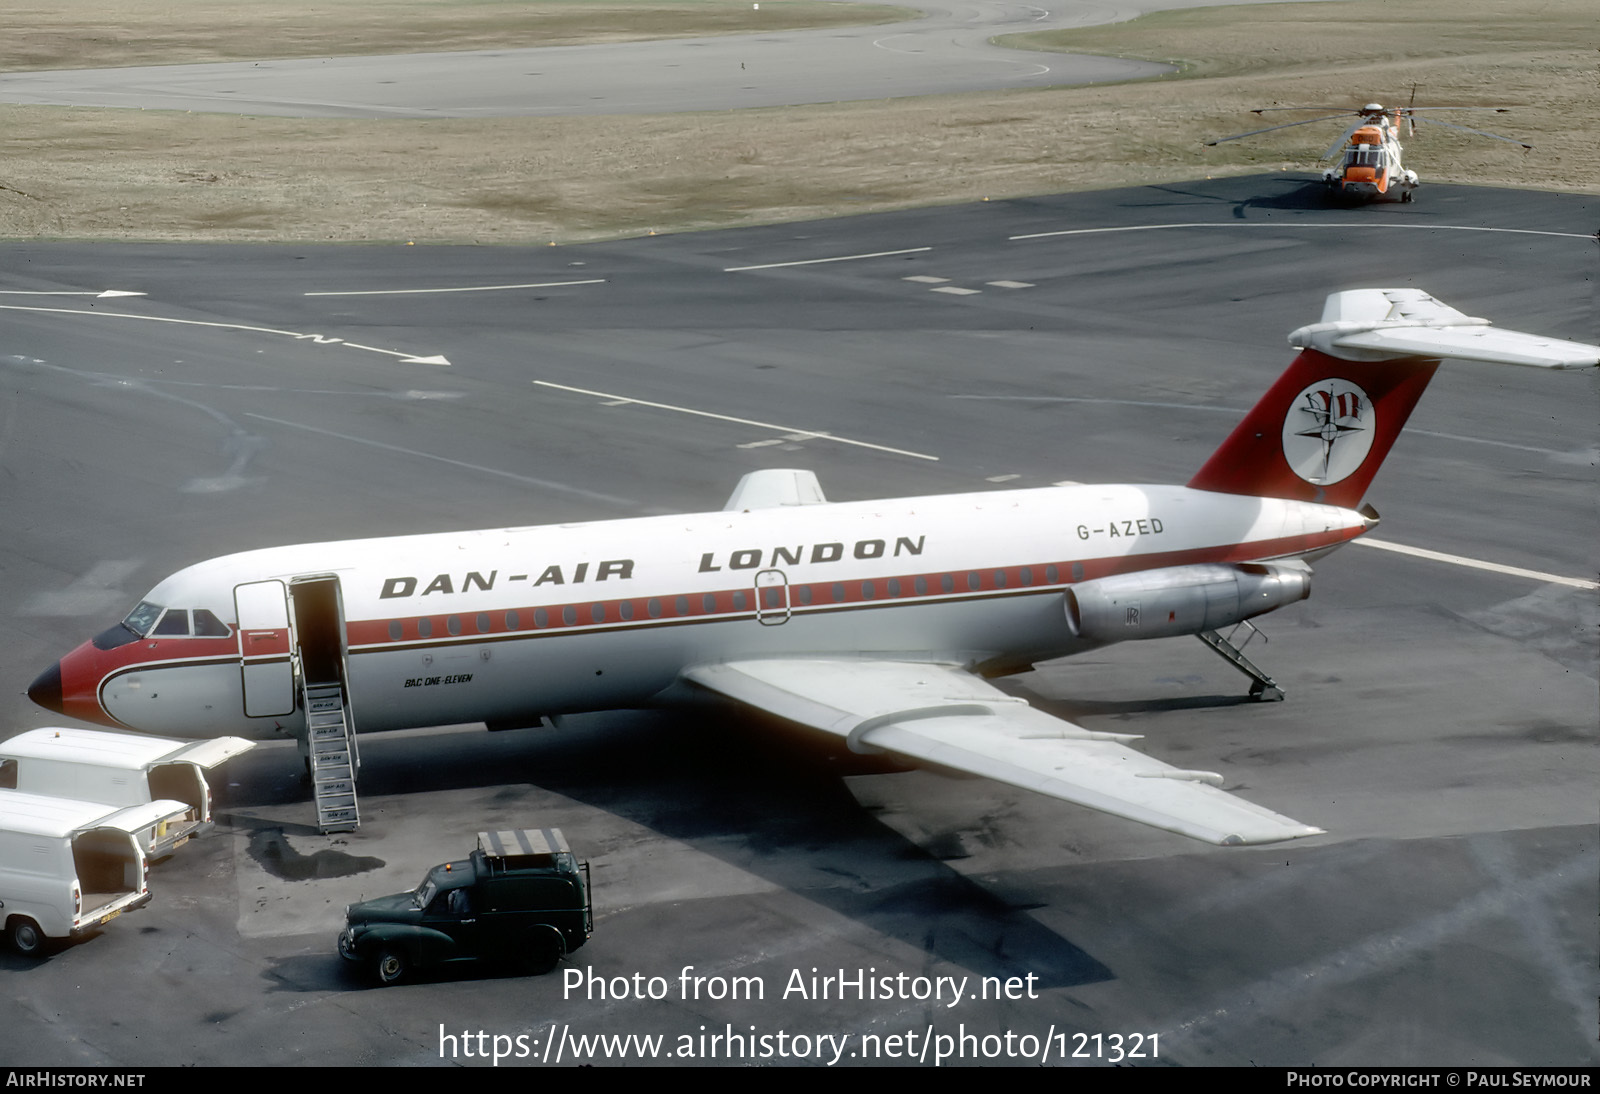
[60,483,1365,741]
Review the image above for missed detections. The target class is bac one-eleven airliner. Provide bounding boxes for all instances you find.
[26,289,1599,844]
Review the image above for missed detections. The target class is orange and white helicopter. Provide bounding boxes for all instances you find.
[1206,102,1531,203]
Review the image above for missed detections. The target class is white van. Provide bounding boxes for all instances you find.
[0,728,253,857]
[0,791,190,955]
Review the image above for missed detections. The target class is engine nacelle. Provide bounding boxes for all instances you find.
[1064,563,1310,642]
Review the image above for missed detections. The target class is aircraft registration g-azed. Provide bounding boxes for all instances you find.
[26,290,1599,846]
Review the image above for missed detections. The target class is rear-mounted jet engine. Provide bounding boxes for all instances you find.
[1063,563,1310,643]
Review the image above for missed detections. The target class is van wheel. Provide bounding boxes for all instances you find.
[522,928,564,975]
[374,947,408,985]
[8,917,45,957]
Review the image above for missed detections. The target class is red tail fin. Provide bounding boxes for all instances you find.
[1187,348,1438,508]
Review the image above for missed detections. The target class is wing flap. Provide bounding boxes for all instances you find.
[684,660,1323,846]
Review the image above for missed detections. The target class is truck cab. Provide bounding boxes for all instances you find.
[338,828,591,984]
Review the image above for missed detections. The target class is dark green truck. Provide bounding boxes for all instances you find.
[339,828,591,985]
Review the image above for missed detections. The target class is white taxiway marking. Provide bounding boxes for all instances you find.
[245,414,638,507]
[1354,538,1596,590]
[1010,222,1596,242]
[532,380,939,462]
[903,275,950,284]
[930,286,982,295]
[987,280,1034,289]
[724,247,931,272]
[303,279,606,297]
[0,303,451,366]
[0,289,146,298]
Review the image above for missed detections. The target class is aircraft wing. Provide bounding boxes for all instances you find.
[682,659,1324,846]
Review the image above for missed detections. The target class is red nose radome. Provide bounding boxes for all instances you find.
[27,646,123,728]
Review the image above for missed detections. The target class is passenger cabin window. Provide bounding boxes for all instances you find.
[0,759,15,790]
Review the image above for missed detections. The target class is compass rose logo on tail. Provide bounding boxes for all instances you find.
[1281,378,1375,485]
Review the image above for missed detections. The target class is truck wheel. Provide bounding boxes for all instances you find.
[374,947,408,985]
[8,917,45,957]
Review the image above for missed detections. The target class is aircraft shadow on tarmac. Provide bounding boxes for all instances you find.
[226,711,1114,992]
[1141,176,1362,215]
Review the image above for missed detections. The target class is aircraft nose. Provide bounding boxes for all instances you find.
[27,661,65,715]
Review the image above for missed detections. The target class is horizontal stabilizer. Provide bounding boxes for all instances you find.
[1290,289,1600,368]
[685,659,1323,846]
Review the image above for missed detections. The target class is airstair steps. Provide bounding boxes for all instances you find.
[304,682,359,832]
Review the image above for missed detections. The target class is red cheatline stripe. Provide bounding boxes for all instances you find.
[345,529,1357,649]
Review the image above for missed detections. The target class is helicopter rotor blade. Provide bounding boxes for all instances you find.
[1249,106,1360,115]
[1322,122,1366,160]
[1411,114,1532,149]
[1204,114,1358,146]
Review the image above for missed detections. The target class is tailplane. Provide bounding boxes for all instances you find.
[1188,289,1598,508]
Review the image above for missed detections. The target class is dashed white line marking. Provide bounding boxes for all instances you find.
[986,280,1034,289]
[1353,537,1596,590]
[724,247,931,272]
[304,279,606,297]
[903,275,950,284]
[1010,222,1595,242]
[930,286,981,295]
[532,380,939,461]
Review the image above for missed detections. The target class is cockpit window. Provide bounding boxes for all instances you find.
[154,609,191,636]
[193,609,231,637]
[95,600,166,649]
[123,601,165,637]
